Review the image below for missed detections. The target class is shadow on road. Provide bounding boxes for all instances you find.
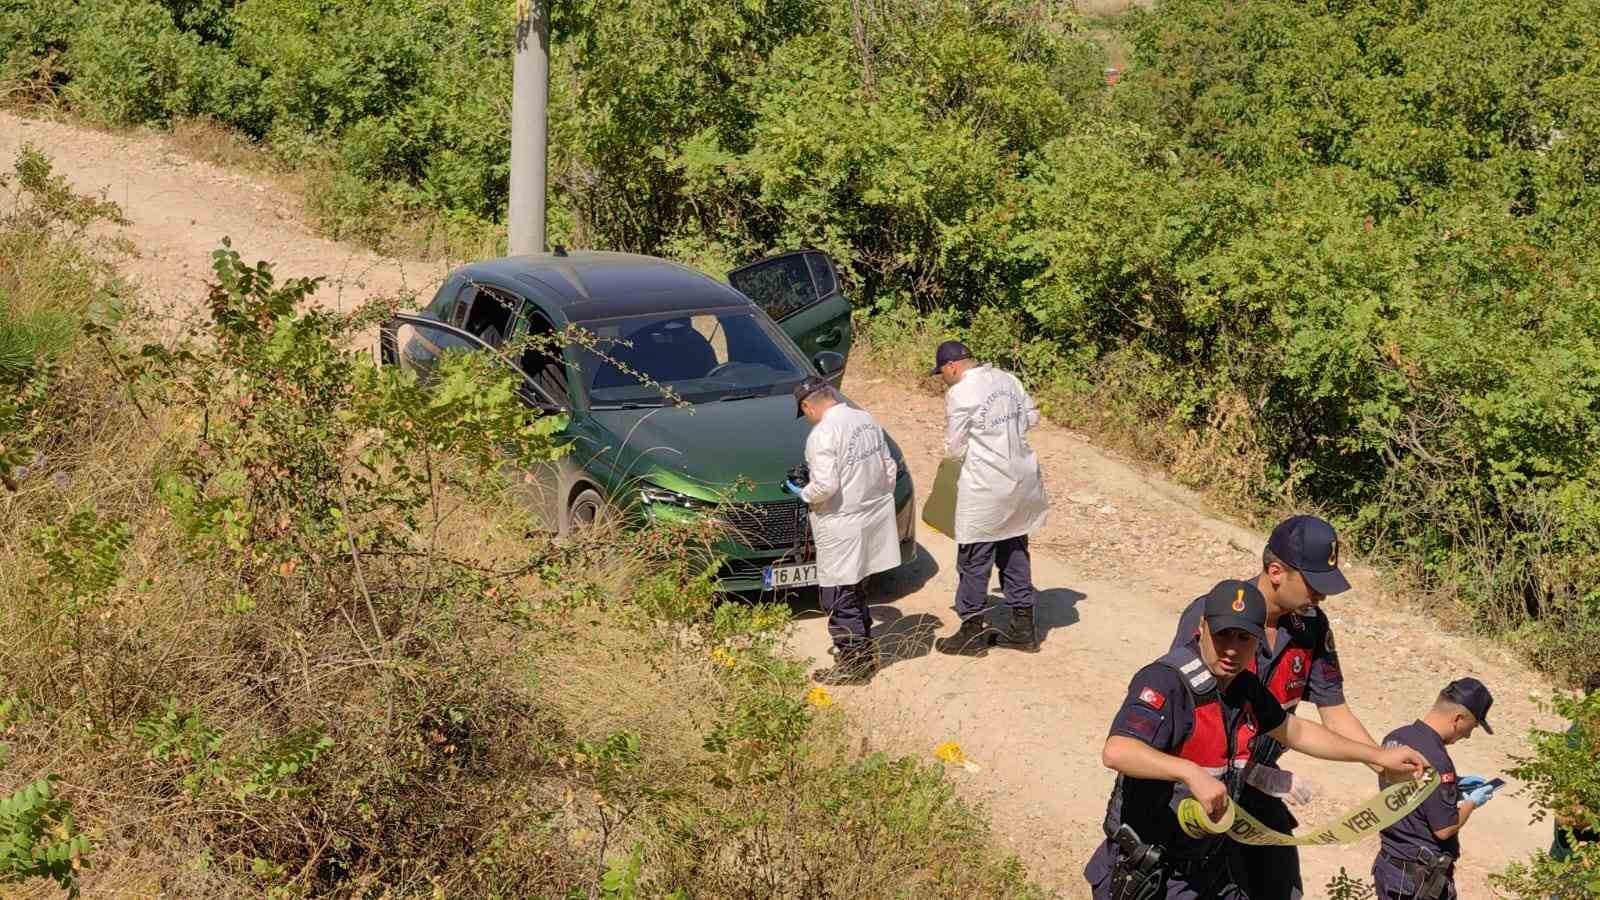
[984,586,1085,648]
[868,606,944,669]
[872,543,940,602]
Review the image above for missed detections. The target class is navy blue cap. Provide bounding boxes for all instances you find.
[1442,677,1494,734]
[930,340,972,376]
[1266,515,1351,596]
[1201,579,1268,644]
[794,375,830,417]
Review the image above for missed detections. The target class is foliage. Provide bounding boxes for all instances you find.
[1495,689,1600,898]
[0,777,89,895]
[1324,868,1376,900]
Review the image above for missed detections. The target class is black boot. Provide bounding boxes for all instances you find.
[995,607,1039,653]
[813,641,879,686]
[934,615,991,657]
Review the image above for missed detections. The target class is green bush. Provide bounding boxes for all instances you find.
[1495,689,1600,898]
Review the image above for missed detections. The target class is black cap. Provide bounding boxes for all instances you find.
[1442,677,1495,734]
[929,340,972,376]
[793,375,830,418]
[1266,515,1351,596]
[1201,579,1268,644]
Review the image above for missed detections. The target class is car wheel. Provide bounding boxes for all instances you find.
[567,487,607,532]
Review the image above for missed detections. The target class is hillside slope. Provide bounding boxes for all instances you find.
[0,109,1562,898]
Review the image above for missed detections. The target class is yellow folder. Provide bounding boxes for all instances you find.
[920,458,961,538]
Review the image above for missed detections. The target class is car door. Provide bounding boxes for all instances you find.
[383,313,563,411]
[728,250,852,379]
[380,312,578,531]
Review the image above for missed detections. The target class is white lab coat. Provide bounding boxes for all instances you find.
[944,364,1048,544]
[800,403,902,587]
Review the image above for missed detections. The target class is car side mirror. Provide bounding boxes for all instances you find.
[813,350,845,377]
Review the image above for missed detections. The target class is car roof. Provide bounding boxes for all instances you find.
[458,251,753,322]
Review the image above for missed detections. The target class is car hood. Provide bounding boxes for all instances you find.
[588,395,813,493]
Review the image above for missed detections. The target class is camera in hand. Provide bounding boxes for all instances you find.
[787,463,810,488]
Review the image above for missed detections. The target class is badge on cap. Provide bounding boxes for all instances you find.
[1328,538,1339,567]
[1232,588,1246,612]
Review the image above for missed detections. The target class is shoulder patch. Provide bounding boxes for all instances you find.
[1139,687,1167,710]
[1325,630,1335,653]
[1442,772,1455,783]
[1117,704,1163,740]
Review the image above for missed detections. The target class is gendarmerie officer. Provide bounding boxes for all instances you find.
[1372,678,1498,900]
[1085,579,1427,900]
[1169,515,1381,900]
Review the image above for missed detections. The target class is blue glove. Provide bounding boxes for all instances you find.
[783,479,802,495]
[1464,781,1497,807]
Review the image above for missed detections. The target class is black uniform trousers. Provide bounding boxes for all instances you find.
[954,535,1036,618]
[1234,789,1303,900]
[820,581,872,651]
[1372,852,1456,900]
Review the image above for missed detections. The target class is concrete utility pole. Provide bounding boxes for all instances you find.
[509,0,549,255]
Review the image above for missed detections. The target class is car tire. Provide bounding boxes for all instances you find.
[566,487,608,533]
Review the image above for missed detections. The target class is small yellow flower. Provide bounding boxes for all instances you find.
[934,741,981,772]
[806,686,834,708]
[710,647,737,669]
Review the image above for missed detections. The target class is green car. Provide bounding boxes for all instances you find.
[378,248,917,593]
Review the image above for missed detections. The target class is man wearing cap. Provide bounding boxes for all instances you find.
[1371,678,1499,900]
[1168,514,1382,900]
[1085,579,1428,900]
[928,341,1049,656]
[789,376,901,685]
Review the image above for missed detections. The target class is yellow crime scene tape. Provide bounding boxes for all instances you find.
[1177,769,1440,847]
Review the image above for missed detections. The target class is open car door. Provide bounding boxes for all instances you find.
[380,312,565,414]
[728,250,851,382]
[379,312,580,532]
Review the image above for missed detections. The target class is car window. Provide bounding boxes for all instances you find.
[729,254,817,321]
[395,315,561,409]
[805,251,837,298]
[448,285,472,329]
[573,307,810,406]
[462,286,521,348]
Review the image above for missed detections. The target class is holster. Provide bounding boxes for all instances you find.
[1415,848,1454,900]
[1107,824,1165,900]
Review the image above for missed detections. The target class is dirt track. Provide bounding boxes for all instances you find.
[1,109,1565,898]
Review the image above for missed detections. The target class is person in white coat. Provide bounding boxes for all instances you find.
[928,341,1049,657]
[790,375,902,685]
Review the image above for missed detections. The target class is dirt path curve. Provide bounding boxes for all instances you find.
[2,109,1563,898]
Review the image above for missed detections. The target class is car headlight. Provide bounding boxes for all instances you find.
[639,485,714,510]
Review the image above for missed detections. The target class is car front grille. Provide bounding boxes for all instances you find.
[720,500,809,551]
[719,557,768,581]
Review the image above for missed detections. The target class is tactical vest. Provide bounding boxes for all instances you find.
[1102,646,1263,854]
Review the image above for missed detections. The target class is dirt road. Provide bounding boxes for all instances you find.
[1,110,1563,898]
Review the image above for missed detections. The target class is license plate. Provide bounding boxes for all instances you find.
[763,563,818,589]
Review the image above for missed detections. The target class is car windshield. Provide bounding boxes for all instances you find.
[573,306,811,406]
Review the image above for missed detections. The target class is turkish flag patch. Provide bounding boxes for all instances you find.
[1442,772,1455,783]
[1139,687,1167,710]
